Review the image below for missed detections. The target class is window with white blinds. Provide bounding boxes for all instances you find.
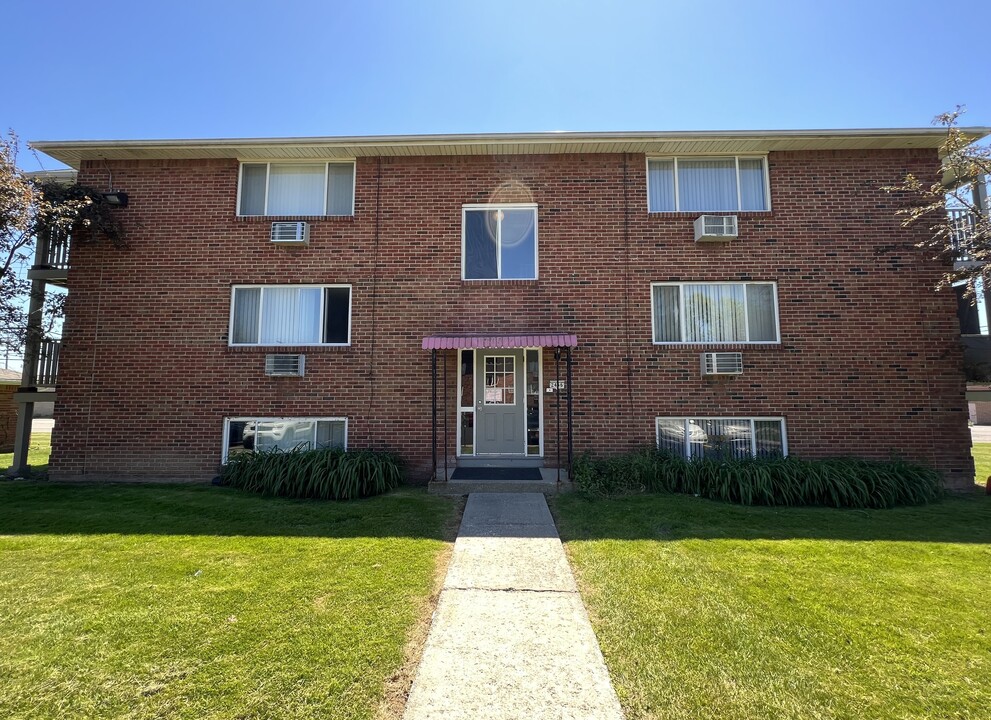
[652,282,779,344]
[647,157,768,212]
[238,162,355,216]
[230,285,352,346]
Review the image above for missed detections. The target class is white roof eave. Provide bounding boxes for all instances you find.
[30,127,991,169]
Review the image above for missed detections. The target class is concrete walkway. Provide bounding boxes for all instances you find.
[972,425,991,443]
[403,493,624,720]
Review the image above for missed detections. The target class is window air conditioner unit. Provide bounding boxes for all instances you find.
[701,352,743,376]
[265,353,305,377]
[271,221,309,244]
[694,215,738,242]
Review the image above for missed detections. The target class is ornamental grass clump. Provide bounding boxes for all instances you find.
[221,447,403,500]
[572,448,942,508]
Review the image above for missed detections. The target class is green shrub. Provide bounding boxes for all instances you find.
[572,448,942,508]
[221,447,403,500]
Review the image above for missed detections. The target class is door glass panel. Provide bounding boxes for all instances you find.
[526,350,540,455]
[484,356,515,405]
[460,350,474,407]
[460,412,474,455]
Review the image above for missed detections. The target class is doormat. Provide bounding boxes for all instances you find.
[450,467,544,481]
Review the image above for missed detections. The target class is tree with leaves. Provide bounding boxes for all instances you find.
[885,109,991,296]
[0,132,125,358]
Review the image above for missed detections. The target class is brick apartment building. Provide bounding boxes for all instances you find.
[17,129,987,489]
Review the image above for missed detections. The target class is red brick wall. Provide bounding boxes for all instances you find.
[0,385,16,453]
[50,149,973,488]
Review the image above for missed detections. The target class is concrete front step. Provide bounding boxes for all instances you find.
[429,479,573,495]
[429,467,572,495]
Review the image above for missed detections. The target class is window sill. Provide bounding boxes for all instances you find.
[647,211,772,219]
[225,345,353,353]
[235,215,355,223]
[460,279,539,286]
[652,342,782,349]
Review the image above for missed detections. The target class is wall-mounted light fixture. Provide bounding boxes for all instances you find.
[101,191,129,207]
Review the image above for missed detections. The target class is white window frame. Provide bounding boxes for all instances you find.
[650,281,781,345]
[236,160,356,217]
[482,354,518,406]
[222,416,348,463]
[228,284,352,347]
[461,203,539,281]
[655,416,788,459]
[645,156,771,213]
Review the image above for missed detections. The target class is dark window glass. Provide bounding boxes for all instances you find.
[460,349,473,407]
[460,412,474,455]
[464,210,498,279]
[323,287,351,344]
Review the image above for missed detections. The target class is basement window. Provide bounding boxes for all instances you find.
[656,417,786,459]
[224,417,347,461]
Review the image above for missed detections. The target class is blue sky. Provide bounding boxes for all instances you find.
[5,0,990,171]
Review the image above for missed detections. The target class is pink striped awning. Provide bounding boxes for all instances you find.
[422,333,578,350]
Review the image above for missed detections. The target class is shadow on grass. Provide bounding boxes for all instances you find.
[551,491,991,545]
[0,482,455,539]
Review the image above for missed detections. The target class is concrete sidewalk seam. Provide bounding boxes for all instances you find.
[444,585,576,594]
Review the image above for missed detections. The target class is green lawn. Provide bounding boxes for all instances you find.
[973,441,991,490]
[0,483,456,720]
[0,431,51,474]
[553,492,991,720]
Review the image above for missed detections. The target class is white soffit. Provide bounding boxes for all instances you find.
[30,128,991,168]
